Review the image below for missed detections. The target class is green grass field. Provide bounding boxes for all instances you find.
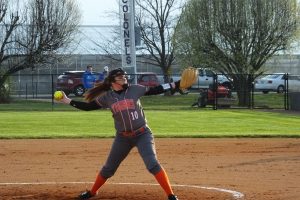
[0,109,299,139]
[0,94,299,138]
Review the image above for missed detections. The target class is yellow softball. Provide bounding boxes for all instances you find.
[54,91,63,101]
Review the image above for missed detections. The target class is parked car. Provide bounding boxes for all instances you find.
[157,68,233,89]
[128,72,160,87]
[255,73,286,94]
[255,73,300,94]
[193,68,233,89]
[137,72,160,87]
[56,71,99,96]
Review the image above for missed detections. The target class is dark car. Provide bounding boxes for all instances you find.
[57,71,159,96]
[127,72,160,87]
[136,72,160,87]
[56,71,99,96]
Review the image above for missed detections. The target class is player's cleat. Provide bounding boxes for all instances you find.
[168,194,179,200]
[78,190,94,199]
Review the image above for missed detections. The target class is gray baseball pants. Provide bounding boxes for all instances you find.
[100,129,162,179]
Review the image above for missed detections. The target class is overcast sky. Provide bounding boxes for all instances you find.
[74,0,300,54]
[77,0,119,25]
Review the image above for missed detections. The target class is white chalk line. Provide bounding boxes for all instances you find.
[0,181,244,199]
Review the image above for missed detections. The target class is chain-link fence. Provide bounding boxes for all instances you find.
[194,73,298,110]
[5,72,300,110]
[8,74,56,99]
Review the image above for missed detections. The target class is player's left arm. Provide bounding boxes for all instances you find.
[144,82,178,96]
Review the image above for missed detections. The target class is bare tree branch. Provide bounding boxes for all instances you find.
[135,0,180,82]
[0,0,81,102]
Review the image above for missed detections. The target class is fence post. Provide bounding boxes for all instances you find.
[35,82,38,99]
[247,74,251,109]
[250,74,254,109]
[51,74,54,111]
[285,73,289,110]
[213,74,217,110]
[18,76,21,98]
[25,83,28,99]
[31,73,34,99]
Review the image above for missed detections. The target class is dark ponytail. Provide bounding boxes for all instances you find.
[84,68,126,102]
[84,77,111,102]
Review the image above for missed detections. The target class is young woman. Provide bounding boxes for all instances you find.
[58,68,180,200]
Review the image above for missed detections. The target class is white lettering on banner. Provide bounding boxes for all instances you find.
[120,0,136,69]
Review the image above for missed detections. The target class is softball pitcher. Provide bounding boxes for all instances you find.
[58,68,180,200]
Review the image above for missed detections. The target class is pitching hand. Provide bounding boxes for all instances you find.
[59,91,72,104]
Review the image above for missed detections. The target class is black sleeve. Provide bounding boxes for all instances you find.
[144,84,172,96]
[69,100,102,111]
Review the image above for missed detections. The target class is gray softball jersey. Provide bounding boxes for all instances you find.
[95,84,149,134]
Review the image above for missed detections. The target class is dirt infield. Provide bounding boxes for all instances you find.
[0,138,299,200]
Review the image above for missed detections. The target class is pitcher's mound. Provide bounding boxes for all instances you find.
[0,183,238,200]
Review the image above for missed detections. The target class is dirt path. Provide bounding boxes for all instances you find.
[0,138,299,199]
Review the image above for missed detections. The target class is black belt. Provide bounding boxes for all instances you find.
[121,126,146,137]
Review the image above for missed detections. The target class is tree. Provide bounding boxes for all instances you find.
[174,0,299,106]
[135,0,182,82]
[86,0,183,85]
[0,0,81,103]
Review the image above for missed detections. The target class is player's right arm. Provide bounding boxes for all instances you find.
[69,100,101,111]
[58,91,102,111]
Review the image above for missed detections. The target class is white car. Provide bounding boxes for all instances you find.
[255,73,286,93]
[255,73,300,94]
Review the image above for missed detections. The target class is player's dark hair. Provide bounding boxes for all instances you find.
[84,68,127,102]
[84,78,111,102]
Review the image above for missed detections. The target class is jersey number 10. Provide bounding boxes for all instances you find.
[130,111,139,120]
